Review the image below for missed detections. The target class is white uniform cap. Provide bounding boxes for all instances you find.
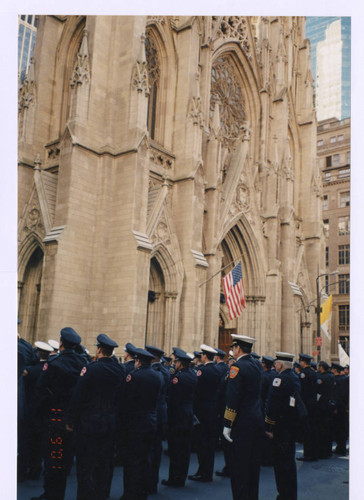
[229,350,234,357]
[35,341,54,352]
[48,339,60,350]
[186,352,195,359]
[200,344,218,354]
[230,334,256,345]
[275,351,295,362]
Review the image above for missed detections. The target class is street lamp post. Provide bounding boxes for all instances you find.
[316,270,338,362]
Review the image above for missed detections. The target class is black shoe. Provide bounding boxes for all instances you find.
[161,479,184,487]
[215,469,230,477]
[188,474,212,482]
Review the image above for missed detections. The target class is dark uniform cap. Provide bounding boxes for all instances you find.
[134,347,155,362]
[145,344,165,358]
[215,348,227,357]
[163,355,172,363]
[311,361,317,369]
[251,352,261,360]
[124,342,138,355]
[18,318,21,325]
[96,333,118,349]
[172,347,192,362]
[262,355,274,366]
[193,350,202,359]
[60,327,81,345]
[331,362,344,371]
[299,353,313,363]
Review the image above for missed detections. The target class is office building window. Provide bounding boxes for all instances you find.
[325,275,329,294]
[323,219,329,237]
[338,304,349,329]
[339,274,350,294]
[339,191,350,208]
[338,216,350,236]
[339,168,350,178]
[338,134,344,141]
[339,335,350,354]
[333,154,340,166]
[347,151,350,163]
[323,195,328,211]
[325,246,329,267]
[324,172,331,182]
[326,156,332,168]
[330,136,336,143]
[317,139,323,147]
[338,245,350,265]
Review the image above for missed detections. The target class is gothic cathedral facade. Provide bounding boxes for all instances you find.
[18,16,326,358]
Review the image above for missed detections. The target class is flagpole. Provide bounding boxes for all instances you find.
[199,259,240,287]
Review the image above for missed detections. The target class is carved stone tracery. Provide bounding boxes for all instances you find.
[210,56,246,149]
[70,29,90,88]
[145,32,160,87]
[212,17,251,57]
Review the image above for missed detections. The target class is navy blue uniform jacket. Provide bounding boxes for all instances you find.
[167,367,197,429]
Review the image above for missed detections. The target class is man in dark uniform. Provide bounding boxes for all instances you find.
[121,347,163,500]
[222,335,264,500]
[31,327,87,500]
[23,341,54,480]
[265,352,301,500]
[192,351,203,371]
[214,348,229,452]
[145,344,170,494]
[162,348,198,487]
[123,342,138,374]
[188,344,220,482]
[66,334,125,500]
[316,360,335,458]
[297,353,318,461]
[331,362,349,455]
[261,355,275,466]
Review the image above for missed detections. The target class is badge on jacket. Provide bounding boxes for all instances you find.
[229,366,240,379]
[272,377,281,387]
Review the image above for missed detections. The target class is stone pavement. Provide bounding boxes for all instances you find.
[18,443,349,499]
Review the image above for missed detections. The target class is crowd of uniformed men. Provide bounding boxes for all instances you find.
[18,325,349,500]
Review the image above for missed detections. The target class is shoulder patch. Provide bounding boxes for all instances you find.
[43,363,48,371]
[172,377,178,384]
[126,374,132,382]
[273,377,281,387]
[300,373,305,379]
[80,366,87,377]
[197,370,202,377]
[229,366,240,379]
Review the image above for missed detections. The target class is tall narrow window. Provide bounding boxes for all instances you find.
[339,191,350,208]
[325,246,329,267]
[338,304,350,329]
[338,245,350,265]
[326,156,332,167]
[322,195,328,211]
[333,154,340,166]
[145,31,160,141]
[339,274,350,294]
[338,216,350,236]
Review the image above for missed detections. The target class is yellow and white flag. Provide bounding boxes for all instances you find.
[320,294,332,340]
[338,343,350,367]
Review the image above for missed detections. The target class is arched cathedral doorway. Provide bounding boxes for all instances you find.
[146,257,166,347]
[18,246,44,344]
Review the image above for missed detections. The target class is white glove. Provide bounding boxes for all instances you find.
[223,426,233,443]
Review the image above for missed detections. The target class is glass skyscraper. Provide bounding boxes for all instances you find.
[305,17,351,120]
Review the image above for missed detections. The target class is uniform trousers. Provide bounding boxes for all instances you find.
[229,424,263,500]
[147,422,165,492]
[76,431,115,500]
[333,410,347,454]
[303,408,318,459]
[123,424,156,500]
[316,409,333,457]
[195,414,217,479]
[168,426,193,484]
[271,435,297,500]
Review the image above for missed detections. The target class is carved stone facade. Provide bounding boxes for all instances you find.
[18,16,325,359]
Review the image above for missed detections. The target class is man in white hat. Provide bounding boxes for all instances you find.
[188,344,220,483]
[222,335,264,500]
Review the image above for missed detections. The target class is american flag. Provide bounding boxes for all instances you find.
[223,261,246,320]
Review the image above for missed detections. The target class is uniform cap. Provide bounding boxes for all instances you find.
[145,345,165,358]
[200,344,218,355]
[60,327,81,346]
[172,347,192,362]
[215,348,227,358]
[251,352,261,360]
[229,350,234,357]
[310,361,317,369]
[275,351,295,362]
[186,352,195,360]
[193,351,202,359]
[230,335,256,350]
[299,353,313,363]
[262,355,274,367]
[96,333,118,349]
[133,347,155,363]
[163,355,172,363]
[35,341,54,353]
[48,339,60,350]
[124,342,138,356]
[331,362,344,371]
